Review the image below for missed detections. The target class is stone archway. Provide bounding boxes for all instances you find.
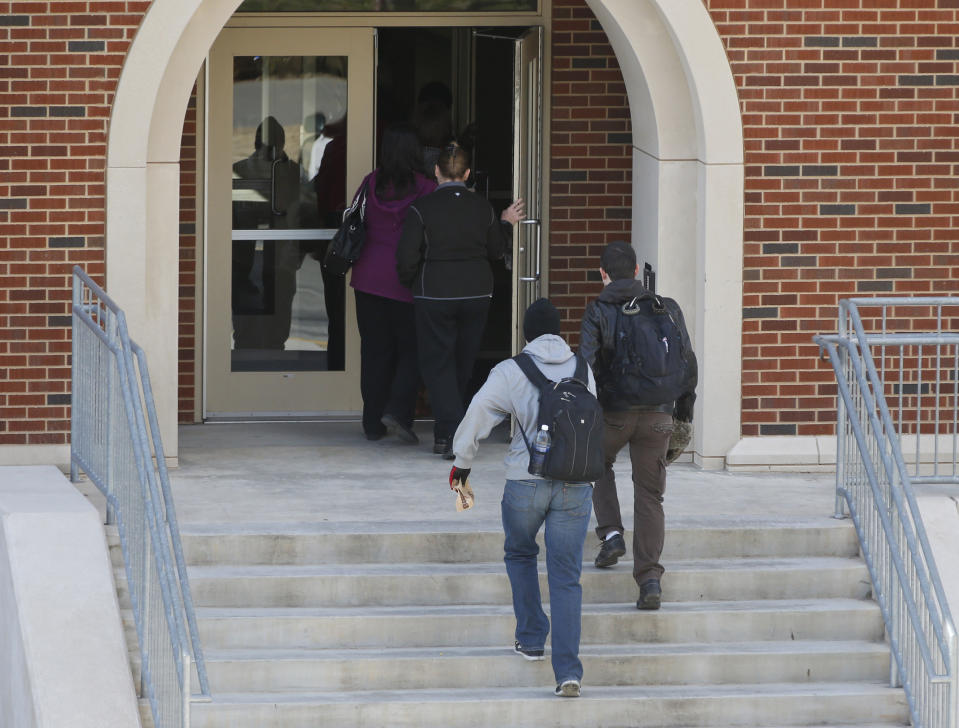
[105,0,247,456]
[105,0,743,466]
[586,0,744,468]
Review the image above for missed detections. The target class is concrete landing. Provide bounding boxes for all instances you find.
[80,421,838,534]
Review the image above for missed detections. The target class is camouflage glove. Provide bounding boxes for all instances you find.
[665,419,692,465]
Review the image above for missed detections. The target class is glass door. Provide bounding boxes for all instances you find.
[206,27,374,416]
[511,27,543,353]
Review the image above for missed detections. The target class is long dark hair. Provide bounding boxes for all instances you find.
[375,123,423,200]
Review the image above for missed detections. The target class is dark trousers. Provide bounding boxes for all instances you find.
[591,410,673,586]
[354,290,420,436]
[414,296,490,441]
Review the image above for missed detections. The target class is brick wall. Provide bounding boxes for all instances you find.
[707,0,959,437]
[0,2,148,446]
[179,89,198,423]
[8,0,959,446]
[548,0,633,344]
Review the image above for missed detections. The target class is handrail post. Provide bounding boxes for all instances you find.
[104,307,117,526]
[951,629,958,728]
[183,650,192,728]
[70,274,80,485]
[834,302,848,519]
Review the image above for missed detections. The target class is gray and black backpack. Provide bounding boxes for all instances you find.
[513,353,605,483]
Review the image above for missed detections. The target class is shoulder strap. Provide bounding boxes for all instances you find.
[511,352,550,457]
[343,178,368,223]
[358,177,369,218]
[512,352,551,390]
[573,354,587,383]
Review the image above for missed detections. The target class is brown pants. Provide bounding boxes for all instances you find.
[592,409,673,586]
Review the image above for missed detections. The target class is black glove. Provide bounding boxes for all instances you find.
[673,393,695,423]
[449,466,471,489]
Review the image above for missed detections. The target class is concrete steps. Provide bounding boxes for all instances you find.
[184,599,885,649]
[116,555,871,607]
[110,520,909,728]
[175,556,871,607]
[184,683,906,728]
[170,521,863,565]
[198,641,889,692]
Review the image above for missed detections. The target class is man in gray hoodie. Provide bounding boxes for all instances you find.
[448,298,596,699]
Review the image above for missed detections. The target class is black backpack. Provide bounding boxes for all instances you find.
[513,353,605,483]
[605,294,688,406]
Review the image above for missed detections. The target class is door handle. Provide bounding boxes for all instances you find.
[519,219,541,282]
[270,159,285,216]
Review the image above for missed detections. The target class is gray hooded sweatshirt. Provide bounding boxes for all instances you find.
[451,334,598,481]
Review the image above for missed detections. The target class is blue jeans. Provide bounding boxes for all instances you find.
[501,478,592,683]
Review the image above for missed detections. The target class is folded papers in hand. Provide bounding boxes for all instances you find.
[454,480,474,511]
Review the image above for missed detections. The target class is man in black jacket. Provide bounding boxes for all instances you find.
[396,142,523,458]
[578,241,698,610]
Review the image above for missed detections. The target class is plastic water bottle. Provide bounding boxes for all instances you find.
[529,425,551,476]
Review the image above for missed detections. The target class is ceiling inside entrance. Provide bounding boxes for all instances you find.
[236,0,536,11]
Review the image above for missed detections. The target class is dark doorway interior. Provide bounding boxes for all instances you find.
[376,27,527,402]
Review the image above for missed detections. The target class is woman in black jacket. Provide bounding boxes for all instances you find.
[396,142,524,458]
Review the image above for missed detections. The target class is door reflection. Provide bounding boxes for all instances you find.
[230,55,348,372]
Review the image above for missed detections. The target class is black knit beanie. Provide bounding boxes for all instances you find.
[523,298,561,342]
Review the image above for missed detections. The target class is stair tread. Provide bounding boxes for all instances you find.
[202,640,888,661]
[192,597,879,619]
[197,680,903,704]
[180,555,865,577]
[169,518,856,536]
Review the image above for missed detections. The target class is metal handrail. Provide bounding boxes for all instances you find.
[70,266,209,728]
[815,296,959,728]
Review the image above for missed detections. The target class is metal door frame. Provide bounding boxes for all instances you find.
[199,14,550,418]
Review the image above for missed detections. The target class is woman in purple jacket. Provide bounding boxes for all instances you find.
[349,124,436,442]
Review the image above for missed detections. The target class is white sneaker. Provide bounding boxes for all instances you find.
[554,679,581,697]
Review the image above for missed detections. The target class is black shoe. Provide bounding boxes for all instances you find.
[637,578,662,610]
[441,441,455,460]
[381,414,419,444]
[433,438,448,454]
[365,430,384,441]
[513,641,544,661]
[594,534,626,568]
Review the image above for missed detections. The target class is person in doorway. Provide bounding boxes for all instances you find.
[311,113,348,371]
[395,141,524,458]
[448,298,595,698]
[349,123,436,442]
[412,82,454,179]
[578,240,698,610]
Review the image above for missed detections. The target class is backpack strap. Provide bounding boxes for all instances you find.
[511,352,551,456]
[572,353,588,383]
[512,353,590,456]
[622,294,666,316]
[512,352,551,390]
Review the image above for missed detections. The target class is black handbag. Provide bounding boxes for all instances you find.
[323,179,368,276]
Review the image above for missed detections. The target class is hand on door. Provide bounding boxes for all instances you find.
[500,198,525,225]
